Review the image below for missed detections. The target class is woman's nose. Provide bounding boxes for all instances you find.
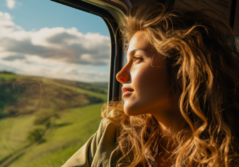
[116,66,130,83]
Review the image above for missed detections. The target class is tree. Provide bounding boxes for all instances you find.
[34,110,60,128]
[27,128,45,143]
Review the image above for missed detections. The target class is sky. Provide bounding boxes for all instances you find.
[0,0,111,83]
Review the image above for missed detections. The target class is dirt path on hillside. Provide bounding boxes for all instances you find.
[0,125,53,167]
[0,142,38,167]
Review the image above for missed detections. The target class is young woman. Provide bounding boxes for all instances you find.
[62,3,239,167]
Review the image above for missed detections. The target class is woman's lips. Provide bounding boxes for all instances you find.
[122,88,134,97]
[122,90,133,97]
[122,87,134,98]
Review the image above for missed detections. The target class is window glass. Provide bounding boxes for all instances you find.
[0,1,110,166]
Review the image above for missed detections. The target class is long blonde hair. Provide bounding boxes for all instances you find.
[102,3,239,167]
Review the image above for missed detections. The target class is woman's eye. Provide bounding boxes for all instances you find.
[133,56,143,63]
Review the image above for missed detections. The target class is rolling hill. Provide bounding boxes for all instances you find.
[0,73,107,118]
[0,73,108,167]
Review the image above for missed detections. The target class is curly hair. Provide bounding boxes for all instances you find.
[101,3,239,167]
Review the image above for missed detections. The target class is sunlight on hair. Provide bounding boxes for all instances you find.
[101,3,239,167]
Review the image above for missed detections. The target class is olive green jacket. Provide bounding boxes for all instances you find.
[62,119,175,167]
[62,119,121,167]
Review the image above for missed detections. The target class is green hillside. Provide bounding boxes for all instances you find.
[0,73,108,167]
[0,73,107,118]
[1,103,103,167]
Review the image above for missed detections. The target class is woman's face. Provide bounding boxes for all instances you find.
[116,31,178,120]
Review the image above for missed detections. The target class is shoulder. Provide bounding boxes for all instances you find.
[98,118,113,134]
[62,118,119,167]
[96,118,118,146]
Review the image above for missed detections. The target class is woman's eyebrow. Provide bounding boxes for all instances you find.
[126,48,148,63]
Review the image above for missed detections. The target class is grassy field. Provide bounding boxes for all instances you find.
[0,73,19,81]
[0,73,108,167]
[6,103,103,167]
[0,115,34,161]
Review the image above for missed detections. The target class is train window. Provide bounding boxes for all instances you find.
[0,1,110,167]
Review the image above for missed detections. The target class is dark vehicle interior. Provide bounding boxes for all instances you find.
[0,0,238,166]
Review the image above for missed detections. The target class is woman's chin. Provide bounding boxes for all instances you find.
[123,107,145,116]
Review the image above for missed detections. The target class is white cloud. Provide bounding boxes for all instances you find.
[0,11,22,36]
[6,0,16,9]
[0,16,110,65]
[0,11,110,82]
